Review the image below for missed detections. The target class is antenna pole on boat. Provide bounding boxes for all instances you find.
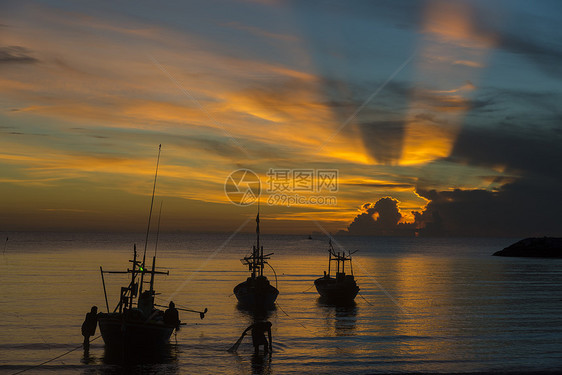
[149,200,163,294]
[255,201,260,277]
[130,245,137,309]
[100,266,110,313]
[328,239,332,276]
[258,200,264,276]
[337,252,340,273]
[154,201,163,258]
[139,144,162,296]
[149,255,156,294]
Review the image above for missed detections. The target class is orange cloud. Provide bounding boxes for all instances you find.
[422,0,496,49]
[400,0,496,166]
[453,60,484,68]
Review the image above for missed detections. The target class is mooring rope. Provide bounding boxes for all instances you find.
[275,301,344,350]
[275,302,311,332]
[265,262,278,289]
[357,290,375,306]
[300,284,315,293]
[11,335,102,375]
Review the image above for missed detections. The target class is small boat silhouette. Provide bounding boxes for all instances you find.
[234,210,279,310]
[314,239,359,303]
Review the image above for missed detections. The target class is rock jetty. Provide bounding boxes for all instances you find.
[493,237,562,258]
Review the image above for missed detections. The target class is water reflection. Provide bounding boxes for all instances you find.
[317,299,358,336]
[236,302,277,319]
[81,345,98,365]
[101,342,179,372]
[251,352,272,375]
[230,351,272,375]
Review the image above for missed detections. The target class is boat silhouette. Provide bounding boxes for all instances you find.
[314,239,359,304]
[97,246,176,348]
[96,145,204,349]
[234,210,279,310]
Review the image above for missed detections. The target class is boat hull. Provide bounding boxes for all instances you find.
[98,312,175,348]
[234,277,278,309]
[314,276,359,303]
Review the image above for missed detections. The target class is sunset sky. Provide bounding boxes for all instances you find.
[2,0,561,236]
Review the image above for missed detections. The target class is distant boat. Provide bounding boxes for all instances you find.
[308,235,313,240]
[314,239,359,303]
[233,211,279,310]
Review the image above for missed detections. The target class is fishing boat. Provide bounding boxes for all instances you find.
[233,211,279,310]
[314,239,359,303]
[97,246,177,348]
[96,145,205,349]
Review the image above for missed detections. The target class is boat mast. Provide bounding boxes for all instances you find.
[130,245,138,309]
[328,239,332,276]
[255,206,260,277]
[139,144,161,297]
[337,252,340,273]
[149,201,163,294]
[258,201,264,277]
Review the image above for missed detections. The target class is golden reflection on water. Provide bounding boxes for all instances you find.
[2,235,562,374]
[393,256,458,360]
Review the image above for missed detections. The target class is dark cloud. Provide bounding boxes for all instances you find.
[464,1,562,80]
[488,89,561,122]
[342,81,410,164]
[343,197,416,236]
[494,23,562,80]
[0,46,39,64]
[414,177,562,237]
[449,122,562,181]
[357,121,405,165]
[344,118,562,237]
[409,116,562,237]
[343,174,562,237]
[296,0,424,31]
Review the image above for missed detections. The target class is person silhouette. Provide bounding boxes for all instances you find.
[163,301,180,328]
[242,321,272,354]
[81,306,98,347]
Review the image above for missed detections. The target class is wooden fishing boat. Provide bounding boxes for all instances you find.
[97,247,176,348]
[233,211,279,310]
[314,239,359,303]
[96,145,205,349]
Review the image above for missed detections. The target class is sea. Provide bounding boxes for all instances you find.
[1,232,561,374]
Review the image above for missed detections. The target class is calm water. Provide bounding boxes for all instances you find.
[1,232,561,374]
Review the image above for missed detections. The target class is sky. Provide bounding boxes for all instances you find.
[1,0,562,236]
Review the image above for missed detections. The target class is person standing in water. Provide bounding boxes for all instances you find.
[231,321,272,354]
[81,306,98,347]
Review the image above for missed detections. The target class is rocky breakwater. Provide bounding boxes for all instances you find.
[493,237,562,258]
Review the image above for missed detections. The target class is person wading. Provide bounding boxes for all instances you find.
[81,306,98,347]
[229,321,272,354]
